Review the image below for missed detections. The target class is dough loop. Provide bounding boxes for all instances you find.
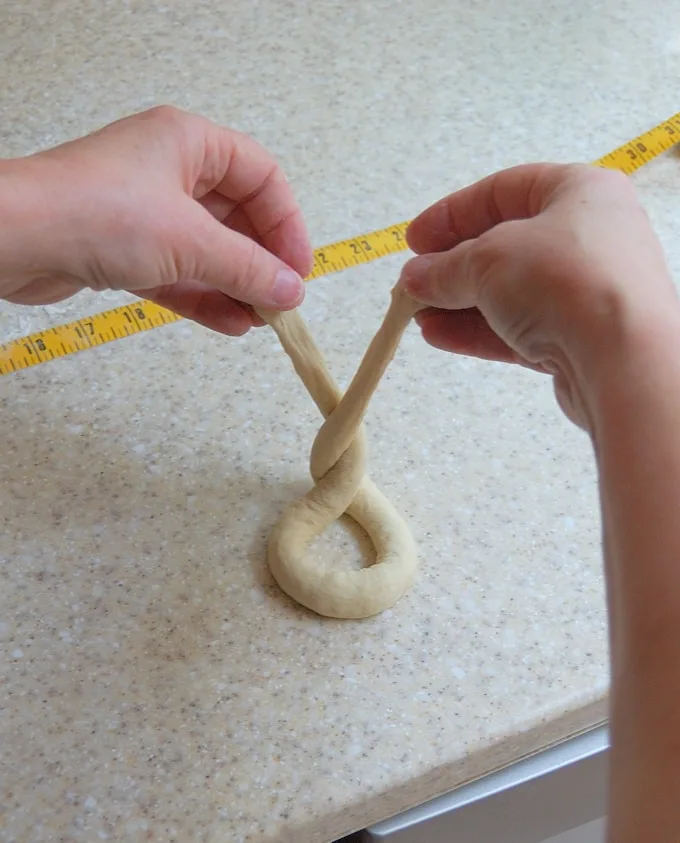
[256,286,423,619]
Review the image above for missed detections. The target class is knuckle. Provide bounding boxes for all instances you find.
[468,229,511,281]
[465,225,524,307]
[147,103,185,124]
[594,166,635,197]
[231,239,261,300]
[566,161,631,194]
[562,162,596,180]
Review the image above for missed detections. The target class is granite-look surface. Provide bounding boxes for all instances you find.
[1,1,679,841]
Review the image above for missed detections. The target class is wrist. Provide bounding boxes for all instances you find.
[573,293,680,443]
[0,156,57,301]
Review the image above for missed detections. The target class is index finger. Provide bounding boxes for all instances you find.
[198,120,314,278]
[406,163,577,255]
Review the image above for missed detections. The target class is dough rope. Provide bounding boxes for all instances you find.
[256,285,423,619]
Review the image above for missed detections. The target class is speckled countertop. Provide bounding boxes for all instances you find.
[1,1,679,841]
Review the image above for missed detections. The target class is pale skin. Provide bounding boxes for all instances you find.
[0,105,313,326]
[400,165,680,842]
[2,106,678,841]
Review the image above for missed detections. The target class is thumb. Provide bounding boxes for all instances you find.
[180,201,305,310]
[400,221,526,312]
[399,238,480,311]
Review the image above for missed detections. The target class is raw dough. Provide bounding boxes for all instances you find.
[256,285,424,619]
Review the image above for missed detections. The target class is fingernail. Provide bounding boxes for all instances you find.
[271,268,304,307]
[401,255,434,295]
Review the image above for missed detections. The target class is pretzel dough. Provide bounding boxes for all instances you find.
[256,285,423,619]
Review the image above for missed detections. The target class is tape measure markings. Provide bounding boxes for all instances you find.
[307,221,410,279]
[1,113,679,377]
[596,112,680,174]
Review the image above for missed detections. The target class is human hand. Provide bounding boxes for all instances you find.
[399,163,678,428]
[0,105,313,335]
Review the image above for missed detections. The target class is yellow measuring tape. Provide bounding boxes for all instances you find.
[1,112,679,377]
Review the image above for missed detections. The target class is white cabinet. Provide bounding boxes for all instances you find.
[546,818,605,843]
[361,726,608,843]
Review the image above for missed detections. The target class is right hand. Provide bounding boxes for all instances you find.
[399,164,678,428]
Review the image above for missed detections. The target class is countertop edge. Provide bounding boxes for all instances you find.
[294,694,609,843]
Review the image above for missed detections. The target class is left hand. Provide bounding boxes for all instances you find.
[0,105,313,335]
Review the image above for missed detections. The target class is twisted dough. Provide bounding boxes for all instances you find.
[256,285,424,619]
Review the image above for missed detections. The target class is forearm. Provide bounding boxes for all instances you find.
[581,310,680,841]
